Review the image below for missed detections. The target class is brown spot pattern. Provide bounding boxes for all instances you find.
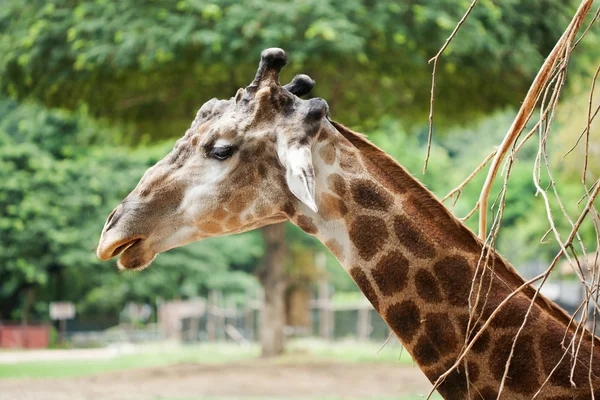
[257,163,268,178]
[412,335,439,367]
[385,300,420,343]
[318,193,348,220]
[540,318,600,389]
[339,147,361,173]
[370,250,409,296]
[471,327,491,354]
[198,221,222,234]
[467,362,480,383]
[412,313,458,367]
[228,189,258,213]
[297,215,318,235]
[479,386,498,399]
[224,215,240,230]
[349,215,389,261]
[470,327,491,354]
[319,142,336,165]
[282,201,296,217]
[490,333,540,394]
[212,208,228,220]
[433,255,473,306]
[393,215,436,259]
[414,269,442,303]
[255,202,270,218]
[317,127,329,142]
[350,179,393,211]
[350,267,379,310]
[456,314,490,354]
[325,239,344,261]
[489,296,541,329]
[435,367,468,399]
[327,173,346,197]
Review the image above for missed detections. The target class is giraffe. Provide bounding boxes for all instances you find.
[97,48,600,399]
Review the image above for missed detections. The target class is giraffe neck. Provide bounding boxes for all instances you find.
[289,120,600,399]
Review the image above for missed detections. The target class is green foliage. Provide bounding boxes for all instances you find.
[0,97,262,320]
[0,0,593,139]
[1,0,598,323]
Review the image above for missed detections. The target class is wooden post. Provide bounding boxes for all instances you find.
[244,296,255,341]
[357,305,371,341]
[58,319,66,344]
[207,290,217,342]
[189,316,199,342]
[21,288,34,348]
[215,290,224,341]
[316,252,333,339]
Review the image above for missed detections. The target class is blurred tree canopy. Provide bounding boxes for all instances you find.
[1,0,595,140]
[0,0,598,322]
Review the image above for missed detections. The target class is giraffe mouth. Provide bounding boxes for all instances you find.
[111,238,140,258]
[116,239,157,271]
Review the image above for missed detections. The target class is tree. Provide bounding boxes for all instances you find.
[1,0,592,140]
[257,224,287,357]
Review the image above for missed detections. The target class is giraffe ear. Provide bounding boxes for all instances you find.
[284,146,318,213]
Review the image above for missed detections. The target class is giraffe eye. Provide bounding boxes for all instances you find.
[209,145,234,160]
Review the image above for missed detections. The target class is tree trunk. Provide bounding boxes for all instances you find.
[258,223,288,357]
[21,287,35,348]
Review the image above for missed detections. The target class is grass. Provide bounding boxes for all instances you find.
[0,340,442,400]
[0,342,258,378]
[0,338,413,379]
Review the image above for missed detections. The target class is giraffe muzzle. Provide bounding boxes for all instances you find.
[96,235,143,261]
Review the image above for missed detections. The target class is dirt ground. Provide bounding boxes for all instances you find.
[0,361,433,400]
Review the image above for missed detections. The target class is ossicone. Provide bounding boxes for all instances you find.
[247,48,288,91]
[284,74,315,98]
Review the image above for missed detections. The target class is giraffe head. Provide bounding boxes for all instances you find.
[97,48,329,270]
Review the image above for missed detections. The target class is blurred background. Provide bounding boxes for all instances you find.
[0,1,599,399]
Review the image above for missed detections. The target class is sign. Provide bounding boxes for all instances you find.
[49,302,75,320]
[123,302,152,322]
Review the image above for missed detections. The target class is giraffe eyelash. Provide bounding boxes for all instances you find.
[207,145,235,160]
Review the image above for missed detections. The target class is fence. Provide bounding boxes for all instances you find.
[0,323,51,349]
[161,290,390,344]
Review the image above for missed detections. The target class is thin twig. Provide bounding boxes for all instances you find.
[583,62,600,184]
[423,0,479,174]
[377,331,394,355]
[562,103,600,160]
[460,201,480,222]
[572,3,600,51]
[442,149,497,203]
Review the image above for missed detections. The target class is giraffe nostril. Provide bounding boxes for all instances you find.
[104,205,123,232]
[106,208,118,225]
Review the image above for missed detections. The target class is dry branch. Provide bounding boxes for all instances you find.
[441,149,497,203]
[427,179,600,400]
[422,1,600,398]
[423,0,479,174]
[583,62,600,183]
[476,0,594,239]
